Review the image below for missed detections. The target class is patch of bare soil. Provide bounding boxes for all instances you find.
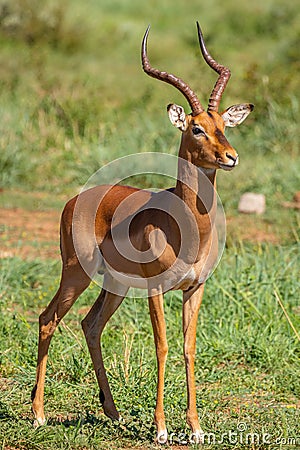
[0,207,60,259]
[0,207,280,261]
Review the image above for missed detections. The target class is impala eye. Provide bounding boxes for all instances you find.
[192,126,205,136]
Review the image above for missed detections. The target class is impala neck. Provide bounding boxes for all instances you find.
[174,141,217,231]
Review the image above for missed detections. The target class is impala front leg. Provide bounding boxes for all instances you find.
[148,293,168,444]
[182,284,205,444]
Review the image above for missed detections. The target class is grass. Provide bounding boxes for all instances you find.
[0,244,299,449]
[0,0,300,448]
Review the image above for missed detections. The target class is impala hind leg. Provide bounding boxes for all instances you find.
[182,284,205,444]
[81,279,127,421]
[31,265,90,427]
[148,293,168,444]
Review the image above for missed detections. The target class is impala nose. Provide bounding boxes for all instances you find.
[226,152,238,165]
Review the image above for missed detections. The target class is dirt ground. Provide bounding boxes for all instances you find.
[0,205,282,261]
[0,207,61,260]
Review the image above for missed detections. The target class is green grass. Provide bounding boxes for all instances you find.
[0,244,299,449]
[0,0,300,448]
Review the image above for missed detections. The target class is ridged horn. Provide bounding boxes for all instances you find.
[197,21,231,112]
[141,25,204,116]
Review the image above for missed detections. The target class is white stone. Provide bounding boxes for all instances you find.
[238,193,266,215]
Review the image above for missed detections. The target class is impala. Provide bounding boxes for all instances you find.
[31,22,253,443]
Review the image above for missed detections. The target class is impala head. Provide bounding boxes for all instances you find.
[142,23,254,171]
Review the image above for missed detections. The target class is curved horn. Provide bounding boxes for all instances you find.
[141,25,204,116]
[196,21,231,112]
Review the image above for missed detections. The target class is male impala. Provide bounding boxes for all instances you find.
[31,23,253,443]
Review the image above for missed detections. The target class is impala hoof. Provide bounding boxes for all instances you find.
[100,388,120,421]
[190,429,205,444]
[103,408,120,421]
[33,417,46,428]
[156,429,168,444]
[102,402,120,421]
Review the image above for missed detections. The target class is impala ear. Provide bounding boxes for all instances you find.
[167,103,188,131]
[221,103,254,127]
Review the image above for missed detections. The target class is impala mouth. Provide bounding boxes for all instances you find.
[218,162,235,171]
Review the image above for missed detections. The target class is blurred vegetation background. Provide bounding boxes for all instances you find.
[0,0,299,204]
